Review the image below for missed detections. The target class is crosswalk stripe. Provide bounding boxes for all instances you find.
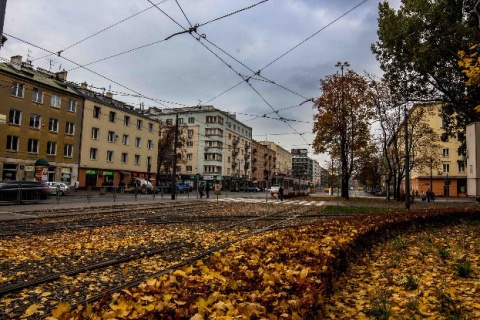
[215,198,325,207]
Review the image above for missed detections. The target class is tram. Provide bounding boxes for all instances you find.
[270,175,310,198]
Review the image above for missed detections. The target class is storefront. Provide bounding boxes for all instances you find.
[34,158,49,182]
[2,163,17,181]
[85,169,98,187]
[61,168,71,185]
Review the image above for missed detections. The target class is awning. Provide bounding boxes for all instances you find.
[35,158,49,166]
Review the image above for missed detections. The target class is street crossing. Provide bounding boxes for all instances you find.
[212,198,325,206]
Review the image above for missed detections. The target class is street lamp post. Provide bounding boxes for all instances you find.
[335,61,350,199]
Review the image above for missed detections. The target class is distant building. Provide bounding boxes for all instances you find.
[251,140,276,189]
[260,141,292,176]
[146,105,253,189]
[466,122,480,197]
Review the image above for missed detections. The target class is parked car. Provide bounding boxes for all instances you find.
[248,186,260,192]
[229,187,239,192]
[45,182,70,195]
[131,178,154,193]
[0,180,50,202]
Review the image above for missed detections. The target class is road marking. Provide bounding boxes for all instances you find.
[215,198,325,206]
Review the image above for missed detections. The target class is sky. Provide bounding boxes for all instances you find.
[1,0,401,167]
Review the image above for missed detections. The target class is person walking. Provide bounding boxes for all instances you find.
[199,184,204,198]
[205,183,210,198]
[278,186,284,201]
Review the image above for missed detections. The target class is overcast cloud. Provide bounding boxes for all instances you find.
[1,0,401,166]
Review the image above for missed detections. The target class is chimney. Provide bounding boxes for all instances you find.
[10,55,22,70]
[81,82,88,89]
[55,70,68,81]
[105,91,113,98]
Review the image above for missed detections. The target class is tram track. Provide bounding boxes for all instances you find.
[0,204,350,319]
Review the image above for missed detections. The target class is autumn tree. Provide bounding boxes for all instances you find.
[372,0,480,142]
[156,119,188,185]
[354,143,382,192]
[313,70,374,199]
[369,75,442,200]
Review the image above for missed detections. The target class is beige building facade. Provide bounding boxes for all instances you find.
[0,55,83,185]
[260,141,292,176]
[251,140,276,189]
[74,85,159,189]
[409,103,467,197]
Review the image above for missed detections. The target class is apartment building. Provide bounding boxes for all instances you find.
[409,103,467,197]
[0,55,83,185]
[251,140,276,189]
[146,105,252,189]
[260,141,292,176]
[73,84,159,188]
[291,149,314,181]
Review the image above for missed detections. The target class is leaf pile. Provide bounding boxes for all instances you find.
[48,207,479,319]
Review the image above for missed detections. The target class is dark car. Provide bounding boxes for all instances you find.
[229,187,239,192]
[248,186,260,192]
[0,181,50,203]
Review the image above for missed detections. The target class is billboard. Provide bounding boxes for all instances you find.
[291,149,308,156]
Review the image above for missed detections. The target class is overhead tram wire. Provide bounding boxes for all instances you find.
[3,33,173,109]
[201,1,366,109]
[175,0,194,28]
[32,0,168,63]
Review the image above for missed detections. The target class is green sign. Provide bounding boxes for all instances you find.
[103,171,114,176]
[86,169,98,175]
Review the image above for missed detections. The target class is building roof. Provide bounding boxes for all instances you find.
[0,62,80,96]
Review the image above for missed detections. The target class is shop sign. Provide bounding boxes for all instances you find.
[86,169,98,175]
[103,171,114,176]
[61,168,71,173]
[214,181,222,195]
[25,166,34,171]
[203,175,214,180]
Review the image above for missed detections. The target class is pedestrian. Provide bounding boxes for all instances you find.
[199,184,204,198]
[278,186,284,201]
[205,183,210,198]
[74,180,79,192]
[426,189,431,203]
[119,180,125,193]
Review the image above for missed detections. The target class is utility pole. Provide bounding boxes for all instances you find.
[0,1,7,49]
[335,61,350,198]
[404,105,410,209]
[171,112,179,200]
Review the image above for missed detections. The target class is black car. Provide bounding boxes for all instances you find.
[229,187,239,192]
[0,181,50,203]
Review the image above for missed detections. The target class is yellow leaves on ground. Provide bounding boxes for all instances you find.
[51,302,70,318]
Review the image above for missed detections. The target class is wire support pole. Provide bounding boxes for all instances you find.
[404,104,410,209]
[171,112,179,200]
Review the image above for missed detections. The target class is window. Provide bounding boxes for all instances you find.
[67,99,77,112]
[65,122,75,135]
[187,141,193,147]
[124,115,130,126]
[122,134,129,145]
[186,166,192,172]
[176,166,181,172]
[121,153,128,163]
[11,82,24,98]
[443,163,450,173]
[64,144,73,158]
[90,148,98,160]
[93,106,101,118]
[135,137,141,147]
[49,118,59,132]
[29,114,41,129]
[134,154,140,165]
[32,88,44,103]
[6,136,19,151]
[109,111,116,122]
[187,153,193,160]
[51,95,61,108]
[188,129,194,137]
[137,119,143,130]
[458,161,465,172]
[178,118,184,124]
[147,140,154,149]
[147,156,152,166]
[148,122,153,132]
[166,119,173,125]
[9,110,21,125]
[228,156,231,163]
[108,131,115,142]
[46,141,57,156]
[91,127,99,140]
[442,148,449,157]
[188,117,195,124]
[106,150,114,162]
[27,139,39,154]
